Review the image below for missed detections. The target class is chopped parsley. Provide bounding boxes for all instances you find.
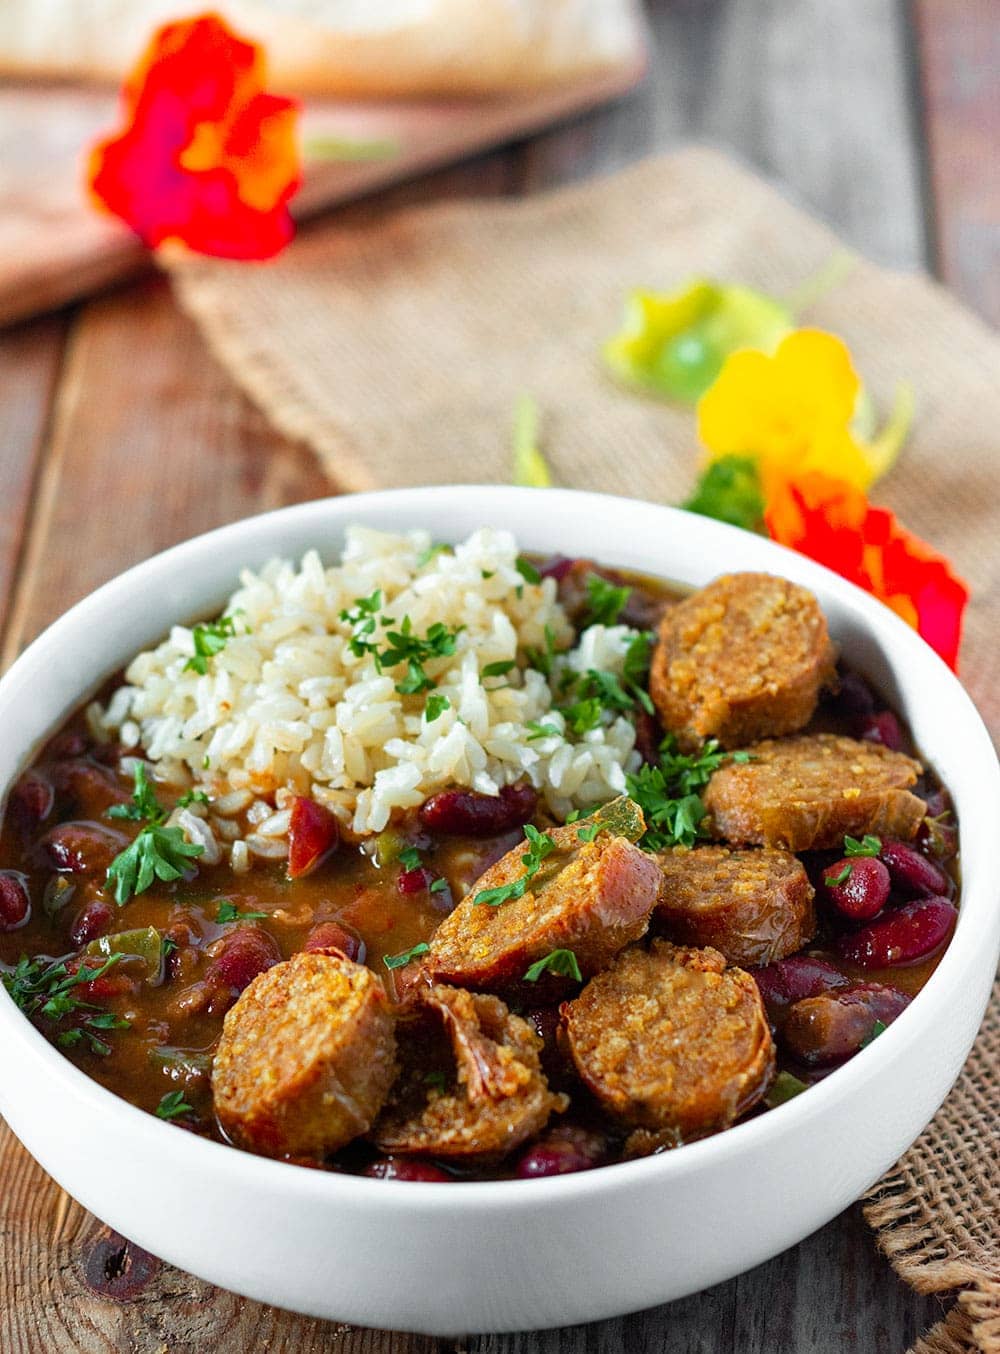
[107,762,163,823]
[526,721,562,742]
[482,660,516,679]
[429,878,450,894]
[341,596,464,695]
[582,575,630,627]
[525,624,560,678]
[215,901,268,923]
[416,543,452,568]
[515,557,542,585]
[556,653,655,730]
[106,826,204,906]
[474,824,555,907]
[626,735,739,850]
[340,589,388,659]
[2,953,129,1056]
[763,1070,809,1108]
[824,863,852,888]
[383,941,430,971]
[398,847,422,871]
[576,822,601,843]
[184,613,245,675]
[524,948,582,983]
[424,693,450,723]
[155,1090,193,1121]
[861,1019,888,1049]
[176,789,210,810]
[844,834,882,858]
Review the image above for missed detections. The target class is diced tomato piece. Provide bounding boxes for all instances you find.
[287,797,340,879]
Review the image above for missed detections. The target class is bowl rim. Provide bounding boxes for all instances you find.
[1,484,997,1213]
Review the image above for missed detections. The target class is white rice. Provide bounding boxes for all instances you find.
[92,526,644,869]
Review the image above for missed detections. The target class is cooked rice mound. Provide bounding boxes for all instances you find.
[92,527,644,868]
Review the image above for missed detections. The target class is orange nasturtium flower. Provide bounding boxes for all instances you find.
[765,472,969,670]
[88,13,301,259]
[698,329,910,497]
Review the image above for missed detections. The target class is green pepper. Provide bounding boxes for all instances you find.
[42,876,76,920]
[764,1071,810,1108]
[85,926,165,986]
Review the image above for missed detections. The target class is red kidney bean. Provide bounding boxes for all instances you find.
[782,982,911,1066]
[70,898,114,947]
[751,955,850,1021]
[41,822,126,876]
[836,897,957,969]
[917,812,959,862]
[397,866,435,896]
[303,921,362,962]
[618,585,666,632]
[858,710,904,751]
[207,925,280,992]
[0,872,30,931]
[923,788,949,820]
[879,839,950,898]
[833,671,877,717]
[287,797,339,879]
[419,782,537,837]
[49,760,128,816]
[44,731,90,760]
[363,1157,452,1182]
[515,1125,606,1178]
[821,855,890,921]
[538,554,577,583]
[526,1005,575,1087]
[8,771,54,830]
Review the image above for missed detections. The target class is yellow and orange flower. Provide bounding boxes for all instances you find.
[697,329,907,497]
[88,13,301,259]
[765,472,968,670]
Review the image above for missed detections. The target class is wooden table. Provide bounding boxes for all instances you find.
[1,3,997,1350]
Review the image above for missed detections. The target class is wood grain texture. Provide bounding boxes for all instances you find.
[0,0,979,1349]
[913,0,1000,324]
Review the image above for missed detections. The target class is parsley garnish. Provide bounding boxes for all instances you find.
[860,1019,888,1049]
[515,558,542,585]
[184,613,245,675]
[106,827,204,906]
[525,624,560,677]
[340,589,388,659]
[474,824,555,907]
[177,789,210,809]
[215,901,268,923]
[2,953,128,1056]
[383,941,430,971]
[526,721,561,741]
[556,656,654,730]
[625,735,735,850]
[524,949,582,983]
[482,660,516,679]
[398,847,422,871]
[155,1090,193,1121]
[107,762,163,823]
[576,822,601,843]
[824,863,852,888]
[424,693,450,722]
[416,543,451,568]
[844,834,882,857]
[429,878,449,894]
[582,575,630,627]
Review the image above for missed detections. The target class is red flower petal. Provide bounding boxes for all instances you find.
[88,13,300,260]
[765,472,968,670]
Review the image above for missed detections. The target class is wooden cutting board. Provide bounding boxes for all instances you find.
[0,46,646,330]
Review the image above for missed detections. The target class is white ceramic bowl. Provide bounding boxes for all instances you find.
[1,488,997,1335]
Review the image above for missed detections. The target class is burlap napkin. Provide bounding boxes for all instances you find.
[168,148,1000,1354]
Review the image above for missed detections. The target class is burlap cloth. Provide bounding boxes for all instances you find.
[167,148,1000,1353]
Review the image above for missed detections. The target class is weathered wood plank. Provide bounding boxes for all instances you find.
[0,317,65,645]
[913,0,1000,324]
[518,0,927,270]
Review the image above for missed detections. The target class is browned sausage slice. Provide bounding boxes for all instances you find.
[212,951,397,1160]
[649,573,837,750]
[562,940,774,1144]
[655,845,815,967]
[372,985,566,1159]
[703,733,925,851]
[413,812,661,995]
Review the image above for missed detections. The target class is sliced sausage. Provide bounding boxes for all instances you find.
[782,982,911,1066]
[411,818,660,996]
[649,573,837,751]
[563,940,775,1143]
[654,845,815,967]
[372,985,565,1159]
[703,734,925,851]
[212,951,397,1160]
